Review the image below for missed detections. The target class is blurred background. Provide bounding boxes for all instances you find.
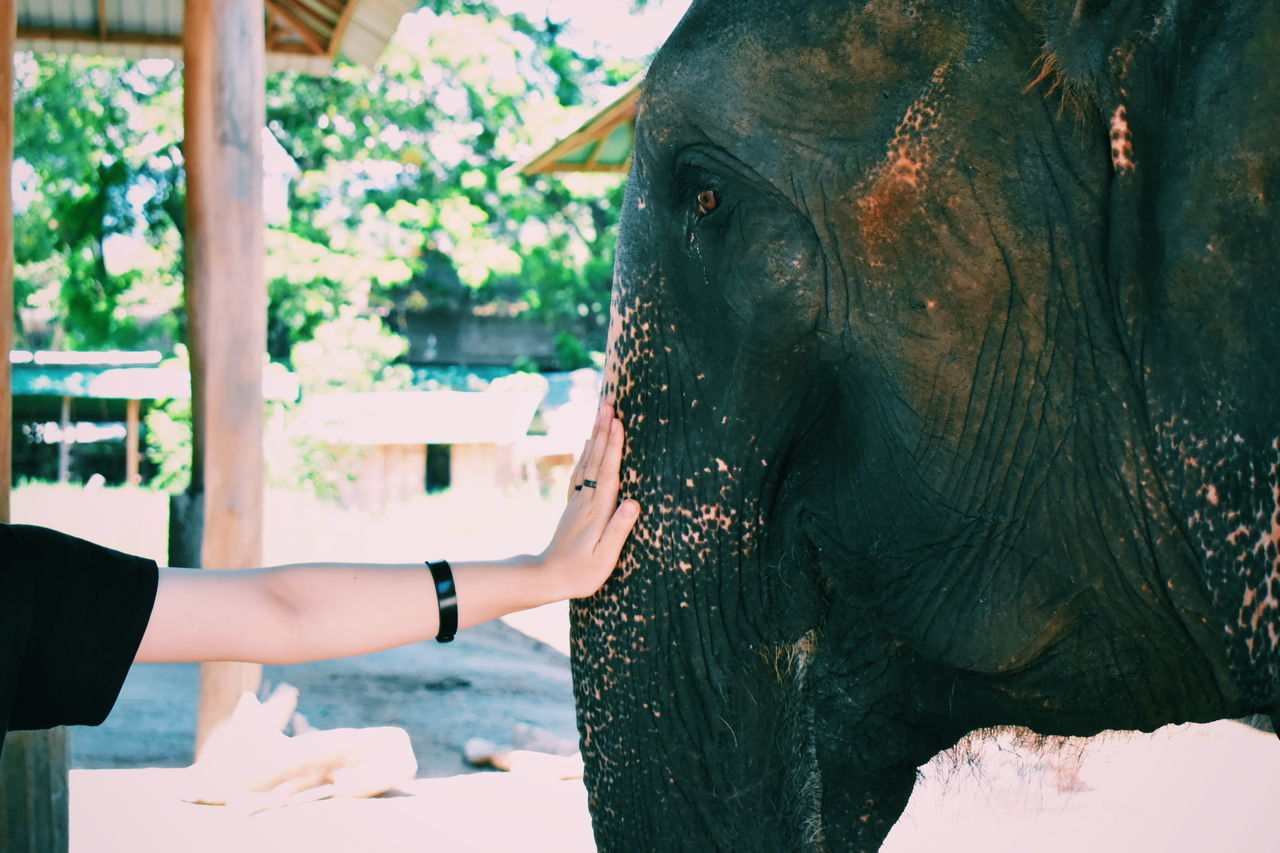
[10,0,692,511]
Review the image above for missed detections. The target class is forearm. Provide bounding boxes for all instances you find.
[274,556,565,660]
[136,556,563,665]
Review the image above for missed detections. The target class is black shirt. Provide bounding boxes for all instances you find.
[0,523,159,758]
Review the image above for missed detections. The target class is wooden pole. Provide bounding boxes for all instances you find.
[183,0,267,756]
[0,729,69,853]
[57,395,71,483]
[125,398,141,485]
[0,11,70,853]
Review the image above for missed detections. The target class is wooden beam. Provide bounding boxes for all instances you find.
[97,0,109,41]
[17,26,182,48]
[327,0,360,60]
[311,0,347,18]
[284,0,338,30]
[183,0,267,757]
[264,0,328,55]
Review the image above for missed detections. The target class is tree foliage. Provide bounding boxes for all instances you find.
[12,0,643,372]
[13,55,186,351]
[263,2,640,367]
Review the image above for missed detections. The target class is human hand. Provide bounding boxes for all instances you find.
[540,403,640,599]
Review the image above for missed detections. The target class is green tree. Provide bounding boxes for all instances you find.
[12,54,186,351]
[13,0,661,395]
[264,2,642,368]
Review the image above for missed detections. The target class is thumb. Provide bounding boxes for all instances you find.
[595,499,641,562]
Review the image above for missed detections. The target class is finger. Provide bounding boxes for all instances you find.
[581,408,616,490]
[568,406,609,501]
[593,499,640,564]
[567,437,590,502]
[592,418,625,503]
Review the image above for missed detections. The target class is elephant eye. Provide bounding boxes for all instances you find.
[695,189,719,217]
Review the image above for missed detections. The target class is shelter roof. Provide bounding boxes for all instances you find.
[518,78,640,175]
[15,0,415,73]
[10,350,299,402]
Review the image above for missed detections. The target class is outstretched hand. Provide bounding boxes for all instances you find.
[540,403,640,599]
[135,404,640,665]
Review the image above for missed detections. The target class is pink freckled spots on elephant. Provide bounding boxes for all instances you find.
[1257,485,1280,558]
[715,458,729,472]
[1155,415,1280,698]
[854,62,950,251]
[1109,105,1137,174]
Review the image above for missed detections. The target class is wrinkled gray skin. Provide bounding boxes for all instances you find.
[570,1,1280,849]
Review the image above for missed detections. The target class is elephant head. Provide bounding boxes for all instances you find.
[571,1,1280,848]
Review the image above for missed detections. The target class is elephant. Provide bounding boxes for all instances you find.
[568,0,1280,849]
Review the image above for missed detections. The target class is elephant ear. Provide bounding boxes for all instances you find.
[1034,0,1163,112]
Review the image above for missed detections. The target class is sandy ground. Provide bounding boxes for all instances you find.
[70,602,1280,853]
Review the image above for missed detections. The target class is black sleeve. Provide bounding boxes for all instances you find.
[2,524,159,732]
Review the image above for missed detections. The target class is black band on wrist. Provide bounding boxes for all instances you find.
[427,559,458,643]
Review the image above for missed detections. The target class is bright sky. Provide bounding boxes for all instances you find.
[491,0,693,62]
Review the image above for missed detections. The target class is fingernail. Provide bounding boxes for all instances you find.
[621,500,639,516]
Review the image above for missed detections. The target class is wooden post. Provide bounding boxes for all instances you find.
[125,397,141,486]
[0,10,71,853]
[184,0,267,756]
[57,395,71,483]
[0,730,69,853]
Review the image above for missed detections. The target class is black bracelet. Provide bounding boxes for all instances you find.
[426,559,458,643]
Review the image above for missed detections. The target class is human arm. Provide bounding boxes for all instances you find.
[134,405,638,664]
